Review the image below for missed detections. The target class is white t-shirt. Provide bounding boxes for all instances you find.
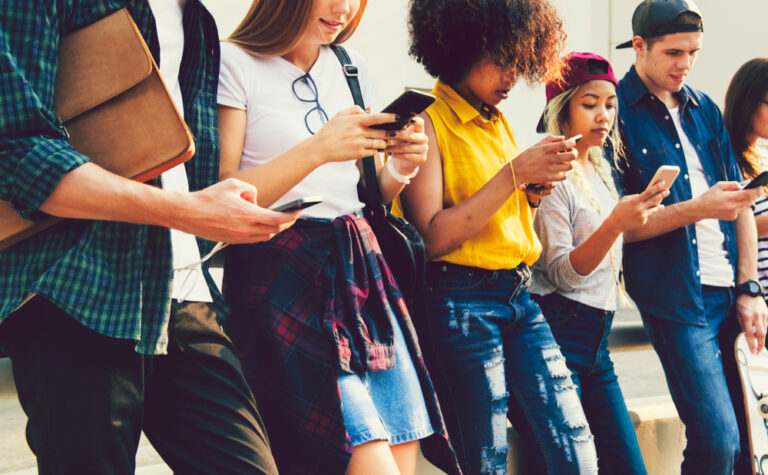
[217,42,381,219]
[668,106,734,288]
[150,0,212,302]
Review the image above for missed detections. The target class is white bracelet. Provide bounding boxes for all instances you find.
[386,158,419,184]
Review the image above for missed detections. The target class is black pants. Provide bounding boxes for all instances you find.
[0,297,278,475]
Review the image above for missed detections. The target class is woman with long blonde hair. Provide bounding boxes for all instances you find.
[216,1,459,474]
[529,52,667,473]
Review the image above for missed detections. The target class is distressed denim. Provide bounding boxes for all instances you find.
[421,262,598,474]
[642,285,747,475]
[534,292,647,474]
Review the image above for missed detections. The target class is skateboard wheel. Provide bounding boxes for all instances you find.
[759,396,768,420]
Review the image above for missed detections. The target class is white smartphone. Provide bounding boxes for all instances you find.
[271,196,323,212]
[556,134,582,155]
[645,165,680,192]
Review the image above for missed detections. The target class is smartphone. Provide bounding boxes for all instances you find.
[742,171,768,190]
[271,196,323,212]
[645,165,680,192]
[556,134,582,154]
[370,89,436,130]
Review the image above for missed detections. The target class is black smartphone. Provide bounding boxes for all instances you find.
[743,171,768,190]
[370,89,436,130]
[271,196,323,212]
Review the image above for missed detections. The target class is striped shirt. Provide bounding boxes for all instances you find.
[755,148,768,293]
[0,0,224,354]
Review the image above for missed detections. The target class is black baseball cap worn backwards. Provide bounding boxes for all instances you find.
[616,0,703,49]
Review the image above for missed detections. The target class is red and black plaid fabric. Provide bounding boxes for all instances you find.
[223,216,461,474]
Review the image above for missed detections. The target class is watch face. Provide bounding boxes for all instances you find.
[749,281,762,296]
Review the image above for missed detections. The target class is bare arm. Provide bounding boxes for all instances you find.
[400,113,578,260]
[756,213,768,237]
[218,105,397,207]
[40,162,298,244]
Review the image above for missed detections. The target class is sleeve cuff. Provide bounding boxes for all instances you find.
[2,137,91,220]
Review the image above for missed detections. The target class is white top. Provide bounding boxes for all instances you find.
[530,170,622,310]
[668,106,734,287]
[753,149,768,293]
[151,0,212,302]
[217,42,382,219]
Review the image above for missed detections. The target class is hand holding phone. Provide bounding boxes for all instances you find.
[645,165,680,192]
[271,196,323,212]
[370,89,436,130]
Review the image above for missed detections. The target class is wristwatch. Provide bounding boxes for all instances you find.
[735,279,764,298]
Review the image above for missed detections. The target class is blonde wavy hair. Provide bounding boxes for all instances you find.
[540,84,627,300]
[228,0,368,57]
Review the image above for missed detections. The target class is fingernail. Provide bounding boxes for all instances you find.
[394,114,402,123]
[409,117,417,124]
[388,130,397,137]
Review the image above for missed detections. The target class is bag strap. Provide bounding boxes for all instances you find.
[330,45,385,215]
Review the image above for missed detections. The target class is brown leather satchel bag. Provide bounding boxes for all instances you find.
[0,8,195,249]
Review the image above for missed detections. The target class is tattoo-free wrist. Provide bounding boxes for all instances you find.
[386,158,419,184]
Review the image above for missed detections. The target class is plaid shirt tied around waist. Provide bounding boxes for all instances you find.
[223,215,461,474]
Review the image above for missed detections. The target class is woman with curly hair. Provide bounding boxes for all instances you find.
[399,0,598,473]
[216,0,461,473]
[724,58,768,295]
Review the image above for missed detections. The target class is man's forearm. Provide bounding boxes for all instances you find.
[624,198,700,243]
[39,162,184,228]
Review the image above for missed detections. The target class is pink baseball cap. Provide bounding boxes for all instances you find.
[536,52,618,133]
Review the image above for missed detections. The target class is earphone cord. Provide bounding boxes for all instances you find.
[173,241,229,303]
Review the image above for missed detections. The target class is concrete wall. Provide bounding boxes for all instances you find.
[203,0,768,151]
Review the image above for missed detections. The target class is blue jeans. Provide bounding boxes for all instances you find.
[534,292,647,474]
[421,262,598,475]
[642,285,748,475]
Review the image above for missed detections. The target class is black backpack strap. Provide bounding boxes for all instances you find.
[330,45,384,211]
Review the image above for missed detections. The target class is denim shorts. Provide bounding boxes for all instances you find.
[338,316,434,446]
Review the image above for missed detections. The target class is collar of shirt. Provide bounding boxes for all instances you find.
[435,79,501,125]
[621,65,700,112]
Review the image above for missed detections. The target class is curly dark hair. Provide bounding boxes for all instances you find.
[408,0,566,86]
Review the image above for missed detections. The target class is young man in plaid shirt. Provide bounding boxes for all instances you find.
[0,1,296,472]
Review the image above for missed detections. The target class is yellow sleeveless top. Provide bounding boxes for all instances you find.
[423,80,541,270]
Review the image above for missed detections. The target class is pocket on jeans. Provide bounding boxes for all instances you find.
[435,271,486,291]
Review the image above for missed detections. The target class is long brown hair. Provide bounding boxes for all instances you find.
[228,0,368,57]
[724,57,768,179]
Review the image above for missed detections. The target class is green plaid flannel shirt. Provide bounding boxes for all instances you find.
[0,0,224,354]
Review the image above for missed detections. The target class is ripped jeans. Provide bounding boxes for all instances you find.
[421,262,598,474]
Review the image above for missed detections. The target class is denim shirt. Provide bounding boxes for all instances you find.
[617,65,742,325]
